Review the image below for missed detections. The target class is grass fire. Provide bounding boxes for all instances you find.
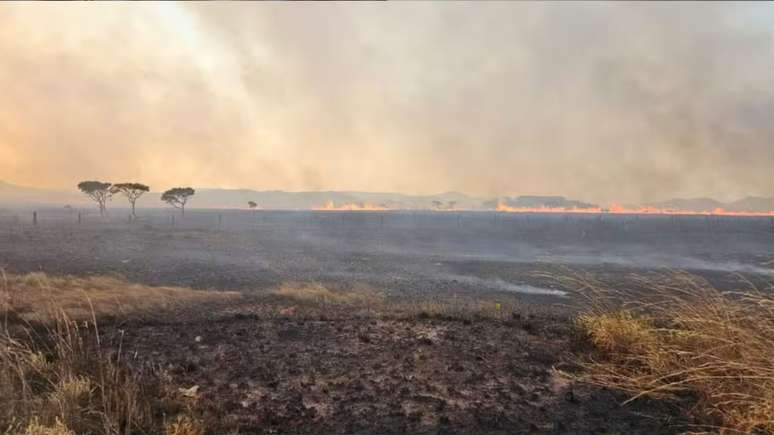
[2,2,774,434]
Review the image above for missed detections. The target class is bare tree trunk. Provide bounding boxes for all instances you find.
[130,201,136,220]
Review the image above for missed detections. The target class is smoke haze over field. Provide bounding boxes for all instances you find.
[2,2,774,204]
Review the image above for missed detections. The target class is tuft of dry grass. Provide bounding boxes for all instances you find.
[571,272,774,434]
[164,415,205,435]
[0,310,165,434]
[271,281,525,323]
[273,281,384,306]
[1,271,240,323]
[576,311,657,356]
[0,271,215,435]
[17,418,74,435]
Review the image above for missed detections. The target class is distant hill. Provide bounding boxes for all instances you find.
[481,195,598,210]
[645,198,725,212]
[726,196,774,213]
[646,197,774,213]
[190,189,483,210]
[0,181,85,207]
[2,180,773,212]
[0,181,483,210]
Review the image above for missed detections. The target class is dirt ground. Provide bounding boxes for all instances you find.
[1,209,771,433]
[1,209,772,296]
[96,293,688,435]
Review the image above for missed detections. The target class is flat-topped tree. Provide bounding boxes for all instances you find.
[248,201,257,210]
[162,187,195,216]
[77,181,112,217]
[111,183,149,220]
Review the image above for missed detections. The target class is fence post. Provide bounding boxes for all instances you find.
[78,212,82,224]
[33,211,37,226]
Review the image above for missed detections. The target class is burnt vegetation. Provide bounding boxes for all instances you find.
[0,209,772,434]
[1,266,771,434]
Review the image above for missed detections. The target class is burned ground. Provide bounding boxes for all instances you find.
[0,209,771,434]
[107,295,686,435]
[1,209,771,295]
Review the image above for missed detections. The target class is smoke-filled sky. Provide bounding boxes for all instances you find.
[1,2,773,204]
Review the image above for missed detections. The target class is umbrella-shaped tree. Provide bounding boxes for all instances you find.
[77,181,112,217]
[111,183,150,220]
[161,187,195,216]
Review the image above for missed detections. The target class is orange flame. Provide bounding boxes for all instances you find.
[496,201,774,217]
[313,201,389,211]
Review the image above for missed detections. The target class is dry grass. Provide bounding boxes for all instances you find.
[1,271,240,323]
[273,281,384,305]
[0,271,219,435]
[164,415,205,435]
[0,310,166,434]
[570,272,774,434]
[271,281,524,323]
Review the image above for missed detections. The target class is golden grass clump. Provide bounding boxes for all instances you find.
[273,281,384,306]
[0,271,214,435]
[17,418,74,435]
[576,311,657,356]
[0,311,162,434]
[1,271,240,322]
[164,415,205,435]
[572,272,774,434]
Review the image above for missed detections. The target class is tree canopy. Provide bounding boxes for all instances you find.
[112,183,150,219]
[77,181,113,216]
[112,183,149,195]
[161,187,195,215]
[77,181,112,194]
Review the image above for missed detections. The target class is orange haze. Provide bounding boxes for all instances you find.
[314,201,389,211]
[496,202,774,217]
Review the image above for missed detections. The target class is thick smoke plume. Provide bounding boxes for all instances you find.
[1,2,773,204]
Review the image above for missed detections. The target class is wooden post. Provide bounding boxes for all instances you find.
[32,211,37,226]
[218,214,222,228]
[78,212,82,224]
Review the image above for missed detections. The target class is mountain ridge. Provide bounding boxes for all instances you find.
[1,180,773,212]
